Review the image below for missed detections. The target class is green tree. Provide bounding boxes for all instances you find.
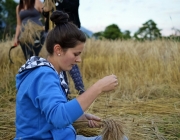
[122,30,131,40]
[0,0,17,40]
[92,31,104,39]
[0,1,4,30]
[103,24,122,40]
[134,19,161,41]
[93,24,132,40]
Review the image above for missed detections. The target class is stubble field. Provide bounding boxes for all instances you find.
[0,38,180,140]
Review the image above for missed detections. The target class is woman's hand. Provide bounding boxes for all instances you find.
[77,113,102,128]
[96,74,118,92]
[76,74,118,111]
[13,38,19,46]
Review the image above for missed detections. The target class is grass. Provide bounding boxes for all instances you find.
[0,38,180,139]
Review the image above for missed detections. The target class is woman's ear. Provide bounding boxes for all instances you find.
[54,44,63,56]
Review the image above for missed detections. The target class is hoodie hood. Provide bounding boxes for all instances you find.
[18,56,55,74]
[16,56,69,94]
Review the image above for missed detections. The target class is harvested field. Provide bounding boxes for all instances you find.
[0,39,180,140]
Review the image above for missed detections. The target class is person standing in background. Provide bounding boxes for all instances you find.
[43,0,85,95]
[14,0,45,60]
[43,0,81,30]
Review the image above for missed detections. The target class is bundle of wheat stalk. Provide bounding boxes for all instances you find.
[101,119,125,140]
[19,20,44,46]
[43,0,56,11]
[73,119,126,140]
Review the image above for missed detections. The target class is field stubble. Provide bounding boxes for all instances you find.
[0,39,180,140]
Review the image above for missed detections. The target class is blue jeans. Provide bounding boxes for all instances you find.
[76,135,102,140]
[76,135,128,140]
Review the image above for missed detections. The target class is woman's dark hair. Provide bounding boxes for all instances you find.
[19,0,35,11]
[45,10,86,55]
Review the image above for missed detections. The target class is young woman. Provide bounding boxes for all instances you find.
[14,0,45,60]
[14,11,119,140]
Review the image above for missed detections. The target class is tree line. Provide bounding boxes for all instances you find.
[0,0,179,41]
[93,20,180,41]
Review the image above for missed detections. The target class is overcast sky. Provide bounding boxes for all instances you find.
[79,0,180,36]
[14,0,180,36]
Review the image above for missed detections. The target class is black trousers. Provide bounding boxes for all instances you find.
[20,32,45,60]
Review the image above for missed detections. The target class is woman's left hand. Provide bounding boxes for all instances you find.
[77,113,102,128]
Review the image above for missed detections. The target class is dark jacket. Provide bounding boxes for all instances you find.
[44,0,81,32]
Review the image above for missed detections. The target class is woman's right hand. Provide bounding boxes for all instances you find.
[76,74,118,111]
[13,38,19,46]
[96,74,118,92]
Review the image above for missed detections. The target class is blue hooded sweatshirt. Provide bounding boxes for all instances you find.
[14,56,84,140]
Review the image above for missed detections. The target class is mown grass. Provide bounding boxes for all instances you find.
[0,38,180,139]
